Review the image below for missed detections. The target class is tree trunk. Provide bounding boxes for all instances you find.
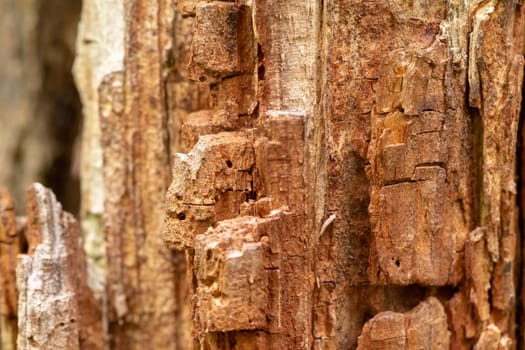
[2,0,525,349]
[0,0,82,214]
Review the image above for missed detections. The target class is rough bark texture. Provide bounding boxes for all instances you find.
[1,0,525,350]
[356,297,450,349]
[73,0,125,309]
[76,0,525,348]
[16,184,102,350]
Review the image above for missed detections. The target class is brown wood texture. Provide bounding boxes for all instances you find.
[1,0,525,349]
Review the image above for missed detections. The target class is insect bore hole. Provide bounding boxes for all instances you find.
[178,213,186,221]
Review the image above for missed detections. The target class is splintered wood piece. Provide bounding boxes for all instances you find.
[194,217,268,332]
[16,184,102,350]
[164,132,255,250]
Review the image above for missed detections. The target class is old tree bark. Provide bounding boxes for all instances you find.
[2,0,525,349]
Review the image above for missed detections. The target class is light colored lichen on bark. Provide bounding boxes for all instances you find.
[73,0,125,304]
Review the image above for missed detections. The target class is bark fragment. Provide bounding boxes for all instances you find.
[16,184,102,350]
[356,297,449,350]
[164,132,255,250]
[367,24,467,287]
[194,217,268,332]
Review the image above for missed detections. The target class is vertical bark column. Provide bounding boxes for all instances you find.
[317,1,525,348]
[76,0,198,348]
[253,2,320,344]
[468,1,525,344]
[96,1,180,348]
[74,0,126,323]
[163,0,321,348]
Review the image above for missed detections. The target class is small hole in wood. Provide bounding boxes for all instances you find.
[395,260,400,267]
[226,160,233,168]
[177,213,186,220]
[199,76,207,82]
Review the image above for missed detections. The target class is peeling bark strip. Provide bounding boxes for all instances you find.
[16,184,102,350]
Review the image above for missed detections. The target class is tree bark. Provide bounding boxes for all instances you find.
[16,184,102,350]
[2,0,525,349]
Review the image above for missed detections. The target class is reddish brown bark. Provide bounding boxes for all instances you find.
[2,1,525,349]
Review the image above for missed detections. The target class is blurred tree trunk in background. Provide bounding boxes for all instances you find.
[3,0,525,350]
[0,0,82,214]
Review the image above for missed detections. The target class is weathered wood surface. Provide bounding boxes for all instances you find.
[356,297,450,350]
[17,184,102,350]
[1,0,525,349]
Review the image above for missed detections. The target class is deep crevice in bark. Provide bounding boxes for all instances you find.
[470,104,484,229]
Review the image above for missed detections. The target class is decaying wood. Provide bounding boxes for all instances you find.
[319,1,524,348]
[164,0,525,349]
[163,0,319,348]
[16,184,102,350]
[2,0,525,349]
[74,0,125,305]
[96,0,180,348]
[356,297,450,349]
